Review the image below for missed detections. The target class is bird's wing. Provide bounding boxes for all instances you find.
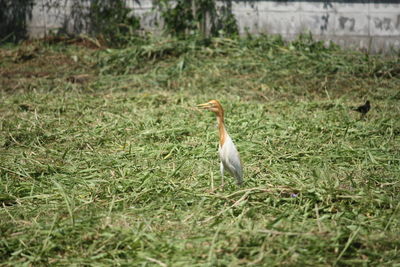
[222,137,243,182]
[228,154,243,182]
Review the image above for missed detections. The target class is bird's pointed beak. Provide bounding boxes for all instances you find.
[197,102,212,110]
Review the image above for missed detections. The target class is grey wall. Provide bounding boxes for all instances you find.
[231,1,400,53]
[22,0,400,53]
[25,0,157,38]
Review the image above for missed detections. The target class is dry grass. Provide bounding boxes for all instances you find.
[1,35,399,265]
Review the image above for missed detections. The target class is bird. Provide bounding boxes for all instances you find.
[197,100,243,185]
[352,100,371,117]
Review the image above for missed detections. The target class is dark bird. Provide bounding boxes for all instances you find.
[353,100,371,115]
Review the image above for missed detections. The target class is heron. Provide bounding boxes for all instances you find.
[197,100,243,185]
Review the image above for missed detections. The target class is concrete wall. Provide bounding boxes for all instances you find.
[231,1,400,53]
[25,0,156,38]
[22,0,400,53]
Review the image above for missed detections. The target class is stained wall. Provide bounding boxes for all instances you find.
[22,0,400,53]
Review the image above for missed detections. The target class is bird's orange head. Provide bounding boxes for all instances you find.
[197,100,227,145]
[197,100,224,118]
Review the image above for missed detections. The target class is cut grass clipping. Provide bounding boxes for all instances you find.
[1,35,400,265]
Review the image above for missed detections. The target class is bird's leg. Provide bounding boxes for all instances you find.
[220,162,225,188]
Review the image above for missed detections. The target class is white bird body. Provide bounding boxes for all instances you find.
[197,100,243,185]
[219,133,243,184]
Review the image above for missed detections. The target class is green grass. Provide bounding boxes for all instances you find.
[1,36,400,266]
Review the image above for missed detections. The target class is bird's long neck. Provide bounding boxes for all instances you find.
[216,114,227,146]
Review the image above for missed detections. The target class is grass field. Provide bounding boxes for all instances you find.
[1,36,400,266]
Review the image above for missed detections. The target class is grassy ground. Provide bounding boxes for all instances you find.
[1,36,400,266]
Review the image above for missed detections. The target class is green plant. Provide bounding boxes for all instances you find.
[0,0,35,43]
[154,0,238,38]
[89,0,141,47]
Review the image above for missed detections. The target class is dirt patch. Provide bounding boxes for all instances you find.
[26,36,107,50]
[0,43,96,92]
